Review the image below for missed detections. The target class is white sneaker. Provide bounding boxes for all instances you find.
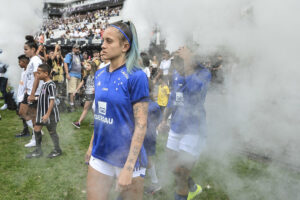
[25,134,36,148]
[25,139,36,148]
[0,104,7,110]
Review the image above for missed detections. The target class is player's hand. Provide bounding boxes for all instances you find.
[55,44,60,49]
[117,167,133,192]
[27,94,35,103]
[66,74,71,80]
[42,114,49,123]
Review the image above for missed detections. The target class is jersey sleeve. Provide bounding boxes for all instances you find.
[33,57,42,73]
[48,83,56,99]
[64,53,72,64]
[188,69,211,93]
[128,70,149,104]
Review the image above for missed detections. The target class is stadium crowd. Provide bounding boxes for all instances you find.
[0,5,225,200]
[42,7,121,42]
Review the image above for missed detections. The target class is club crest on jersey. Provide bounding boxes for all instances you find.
[98,101,107,115]
[121,70,129,79]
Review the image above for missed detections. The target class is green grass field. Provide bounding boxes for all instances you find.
[0,99,299,200]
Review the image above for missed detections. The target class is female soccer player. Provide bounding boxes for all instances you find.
[85,21,149,200]
[159,46,211,200]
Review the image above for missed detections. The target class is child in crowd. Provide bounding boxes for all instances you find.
[15,55,31,137]
[72,61,97,128]
[92,50,101,67]
[26,64,62,159]
[98,50,110,69]
[157,76,170,113]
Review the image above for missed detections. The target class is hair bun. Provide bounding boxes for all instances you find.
[25,35,35,42]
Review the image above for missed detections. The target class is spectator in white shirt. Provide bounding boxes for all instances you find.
[140,52,151,79]
[159,50,171,77]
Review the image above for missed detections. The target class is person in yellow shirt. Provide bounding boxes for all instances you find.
[157,77,170,113]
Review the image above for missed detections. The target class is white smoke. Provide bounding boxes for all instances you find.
[0,0,43,93]
[121,0,300,199]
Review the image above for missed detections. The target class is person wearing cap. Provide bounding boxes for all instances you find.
[64,44,84,111]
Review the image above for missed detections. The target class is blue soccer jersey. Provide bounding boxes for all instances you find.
[168,65,211,135]
[92,64,149,168]
[167,70,185,133]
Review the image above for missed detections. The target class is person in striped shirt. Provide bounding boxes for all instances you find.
[26,64,62,159]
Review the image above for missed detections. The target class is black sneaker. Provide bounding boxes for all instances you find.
[72,121,80,129]
[15,131,30,138]
[26,149,43,159]
[47,149,62,158]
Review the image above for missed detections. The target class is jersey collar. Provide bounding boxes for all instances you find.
[106,64,126,73]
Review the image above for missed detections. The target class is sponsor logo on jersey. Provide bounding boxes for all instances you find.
[94,114,114,125]
[175,92,184,106]
[98,101,107,115]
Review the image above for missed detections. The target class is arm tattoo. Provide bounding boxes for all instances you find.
[133,102,148,130]
[124,102,148,171]
[126,165,133,171]
[132,146,139,156]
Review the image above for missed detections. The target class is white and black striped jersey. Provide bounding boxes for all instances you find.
[36,80,60,124]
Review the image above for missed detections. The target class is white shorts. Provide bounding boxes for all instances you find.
[166,129,206,157]
[89,156,146,178]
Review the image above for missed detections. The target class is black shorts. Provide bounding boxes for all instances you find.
[36,120,57,133]
[29,100,38,108]
[21,93,29,104]
[21,94,38,108]
[85,94,95,102]
[36,114,58,126]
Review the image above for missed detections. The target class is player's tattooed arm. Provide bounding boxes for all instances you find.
[124,101,148,172]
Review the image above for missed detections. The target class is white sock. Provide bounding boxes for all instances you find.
[148,165,159,184]
[26,120,33,129]
[31,131,35,141]
[70,102,74,106]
